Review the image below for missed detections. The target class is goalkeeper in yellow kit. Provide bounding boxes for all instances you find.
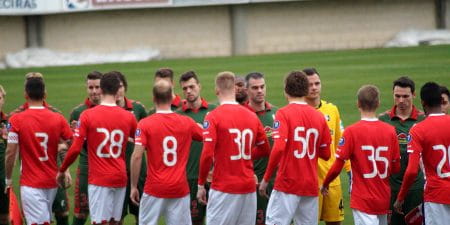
[303,68,351,225]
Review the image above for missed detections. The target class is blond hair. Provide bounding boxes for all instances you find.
[357,85,380,111]
[215,71,235,92]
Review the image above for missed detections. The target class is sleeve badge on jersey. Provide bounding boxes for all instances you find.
[76,121,81,128]
[406,134,412,143]
[135,128,141,137]
[203,120,210,129]
[6,122,11,131]
[273,120,280,130]
[338,137,345,146]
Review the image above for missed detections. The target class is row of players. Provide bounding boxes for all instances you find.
[0,69,449,225]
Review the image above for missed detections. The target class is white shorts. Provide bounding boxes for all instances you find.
[207,189,256,225]
[266,190,318,225]
[139,193,191,225]
[88,184,125,224]
[424,202,450,225]
[352,209,387,225]
[20,186,57,225]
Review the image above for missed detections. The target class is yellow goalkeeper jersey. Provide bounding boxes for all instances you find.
[317,100,350,187]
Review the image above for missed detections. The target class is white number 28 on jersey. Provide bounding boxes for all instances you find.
[362,145,388,179]
[433,145,450,178]
[96,128,124,159]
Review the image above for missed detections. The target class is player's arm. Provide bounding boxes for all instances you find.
[190,118,203,142]
[197,117,216,204]
[252,121,270,160]
[4,142,18,193]
[319,120,332,160]
[321,158,346,195]
[391,131,401,174]
[130,144,145,205]
[394,129,421,214]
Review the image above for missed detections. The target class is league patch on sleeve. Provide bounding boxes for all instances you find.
[76,121,81,128]
[135,128,141,137]
[203,120,210,129]
[406,134,412,143]
[6,122,11,131]
[338,137,345,146]
[273,120,280,129]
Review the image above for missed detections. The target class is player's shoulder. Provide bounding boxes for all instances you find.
[377,110,391,121]
[320,100,338,110]
[129,99,146,110]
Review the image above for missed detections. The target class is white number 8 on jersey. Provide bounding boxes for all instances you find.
[163,136,178,166]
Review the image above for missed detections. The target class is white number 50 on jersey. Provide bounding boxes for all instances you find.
[96,128,124,159]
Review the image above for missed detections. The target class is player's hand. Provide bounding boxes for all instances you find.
[320,185,329,196]
[56,172,66,188]
[254,174,259,186]
[63,171,72,189]
[4,179,12,194]
[197,185,207,205]
[393,199,404,215]
[130,187,140,206]
[258,179,269,198]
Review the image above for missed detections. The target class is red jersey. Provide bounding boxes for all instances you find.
[263,102,331,196]
[8,106,72,188]
[336,119,400,214]
[61,104,137,187]
[198,102,270,194]
[135,111,202,198]
[400,114,450,204]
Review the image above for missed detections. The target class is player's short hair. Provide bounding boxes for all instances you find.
[153,80,172,105]
[86,71,102,81]
[25,72,44,80]
[155,68,174,81]
[393,76,415,93]
[100,72,121,95]
[245,72,264,87]
[0,85,6,97]
[302,68,320,77]
[420,82,442,108]
[284,71,309,97]
[111,71,128,92]
[441,85,449,98]
[179,71,199,83]
[357,85,380,112]
[25,77,45,101]
[216,71,235,92]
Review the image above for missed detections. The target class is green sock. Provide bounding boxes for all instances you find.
[55,215,69,225]
[72,217,87,225]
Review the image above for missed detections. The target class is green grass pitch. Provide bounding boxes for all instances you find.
[1,45,449,224]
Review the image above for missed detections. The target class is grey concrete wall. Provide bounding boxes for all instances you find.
[0,0,438,61]
[0,17,26,61]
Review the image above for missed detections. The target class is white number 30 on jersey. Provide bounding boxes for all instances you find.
[96,128,124,159]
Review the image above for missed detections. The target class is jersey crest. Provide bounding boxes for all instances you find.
[338,137,345,146]
[203,120,210,129]
[397,133,411,145]
[273,120,280,129]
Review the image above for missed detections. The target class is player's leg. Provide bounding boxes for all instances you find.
[321,185,344,225]
[20,186,57,225]
[164,194,192,225]
[377,214,388,225]
[111,187,126,224]
[255,181,273,225]
[53,187,69,225]
[206,189,242,225]
[265,190,298,225]
[235,192,257,225]
[423,202,450,225]
[352,209,379,225]
[188,179,207,225]
[139,193,165,225]
[292,196,318,225]
[128,157,147,225]
[73,167,89,225]
[0,183,9,225]
[88,185,117,225]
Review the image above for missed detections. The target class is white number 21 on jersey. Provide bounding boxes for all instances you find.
[96,128,124,159]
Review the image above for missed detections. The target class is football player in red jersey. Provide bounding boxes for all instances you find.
[5,77,73,225]
[259,71,331,225]
[58,72,137,225]
[197,71,270,225]
[129,79,202,225]
[394,82,450,225]
[322,85,401,225]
